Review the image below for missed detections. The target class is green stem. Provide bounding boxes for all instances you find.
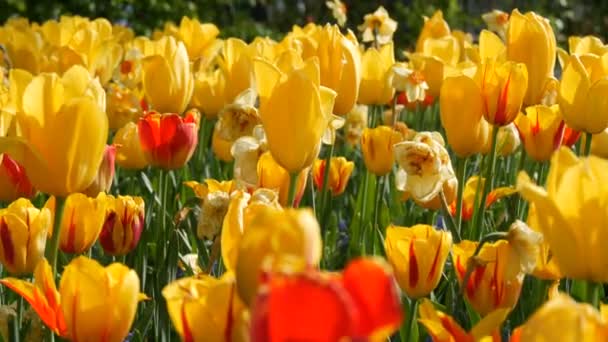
[371,175,384,254]
[46,197,66,277]
[474,125,500,239]
[584,132,593,156]
[439,189,461,243]
[455,157,468,232]
[287,172,299,208]
[585,281,601,308]
[401,298,419,342]
[319,143,335,225]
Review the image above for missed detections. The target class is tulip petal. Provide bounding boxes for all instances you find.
[584,78,608,133]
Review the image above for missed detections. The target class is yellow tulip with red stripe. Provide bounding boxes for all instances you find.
[99,195,145,256]
[58,193,107,254]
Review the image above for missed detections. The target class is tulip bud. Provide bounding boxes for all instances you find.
[312,157,354,196]
[113,122,149,170]
[361,125,403,176]
[0,197,53,275]
[0,154,35,202]
[478,60,528,126]
[84,145,116,197]
[99,195,145,256]
[59,193,107,254]
[257,152,308,207]
[138,109,200,169]
[385,225,452,298]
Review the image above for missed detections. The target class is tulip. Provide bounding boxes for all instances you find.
[448,176,517,222]
[440,75,491,157]
[251,258,402,341]
[99,195,145,256]
[0,197,53,275]
[235,207,322,306]
[1,256,142,342]
[257,152,308,207]
[416,11,451,53]
[84,145,116,197]
[184,179,234,240]
[113,122,148,170]
[419,298,509,342]
[163,273,246,342]
[514,104,565,161]
[358,6,397,45]
[394,132,456,205]
[174,16,220,62]
[453,240,524,316]
[221,189,281,272]
[190,69,226,119]
[478,59,528,126]
[384,225,452,298]
[561,123,581,147]
[558,54,608,133]
[59,193,107,254]
[527,204,562,280]
[0,66,108,196]
[219,38,255,103]
[141,36,194,114]
[0,154,35,202]
[254,57,336,173]
[507,10,556,106]
[495,123,521,156]
[517,147,608,282]
[420,35,461,66]
[588,128,608,158]
[358,43,395,105]
[477,29,507,62]
[511,294,608,341]
[361,125,403,176]
[312,157,354,196]
[138,109,199,169]
[105,83,145,132]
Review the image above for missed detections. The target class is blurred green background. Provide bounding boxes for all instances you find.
[1,0,606,47]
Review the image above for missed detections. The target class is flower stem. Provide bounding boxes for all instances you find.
[371,174,384,253]
[401,298,419,342]
[440,189,461,243]
[584,132,593,156]
[319,143,335,226]
[46,196,66,276]
[474,125,500,239]
[455,157,468,231]
[287,172,299,208]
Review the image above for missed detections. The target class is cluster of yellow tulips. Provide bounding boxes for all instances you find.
[0,1,607,341]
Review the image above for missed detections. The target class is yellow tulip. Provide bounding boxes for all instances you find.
[113,122,149,170]
[479,29,506,62]
[1,256,142,342]
[360,125,403,176]
[0,24,45,74]
[58,193,107,254]
[527,204,562,280]
[254,57,336,173]
[0,65,108,196]
[517,147,608,282]
[163,273,246,342]
[568,35,608,56]
[358,43,395,105]
[440,75,491,156]
[105,83,144,131]
[141,36,194,114]
[174,16,220,62]
[384,225,452,298]
[0,197,53,275]
[416,10,451,53]
[511,294,608,341]
[453,240,523,316]
[312,157,354,196]
[514,104,564,161]
[235,207,322,306]
[257,152,308,206]
[211,126,234,162]
[448,176,517,222]
[218,38,255,104]
[507,10,556,106]
[421,35,461,66]
[495,123,521,156]
[588,128,608,158]
[99,195,145,256]
[190,69,226,119]
[558,54,608,133]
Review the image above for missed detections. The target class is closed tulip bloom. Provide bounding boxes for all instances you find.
[113,122,148,170]
[517,147,608,282]
[478,60,528,126]
[312,157,354,196]
[384,225,452,298]
[257,152,308,207]
[254,57,336,173]
[453,240,524,316]
[0,197,53,275]
[416,11,451,53]
[0,66,108,196]
[99,195,145,256]
[0,154,35,202]
[420,35,461,66]
[515,104,565,161]
[558,54,608,133]
[84,145,116,197]
[163,273,246,342]
[235,207,322,306]
[138,109,199,169]
[588,128,608,158]
[440,75,491,157]
[190,69,226,119]
[507,10,556,106]
[59,193,107,254]
[174,16,220,62]
[141,36,194,114]
[511,294,608,342]
[361,125,403,176]
[359,43,395,105]
[419,298,509,342]
[219,38,256,104]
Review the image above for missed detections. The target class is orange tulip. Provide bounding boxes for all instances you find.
[312,157,354,196]
[138,109,200,169]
